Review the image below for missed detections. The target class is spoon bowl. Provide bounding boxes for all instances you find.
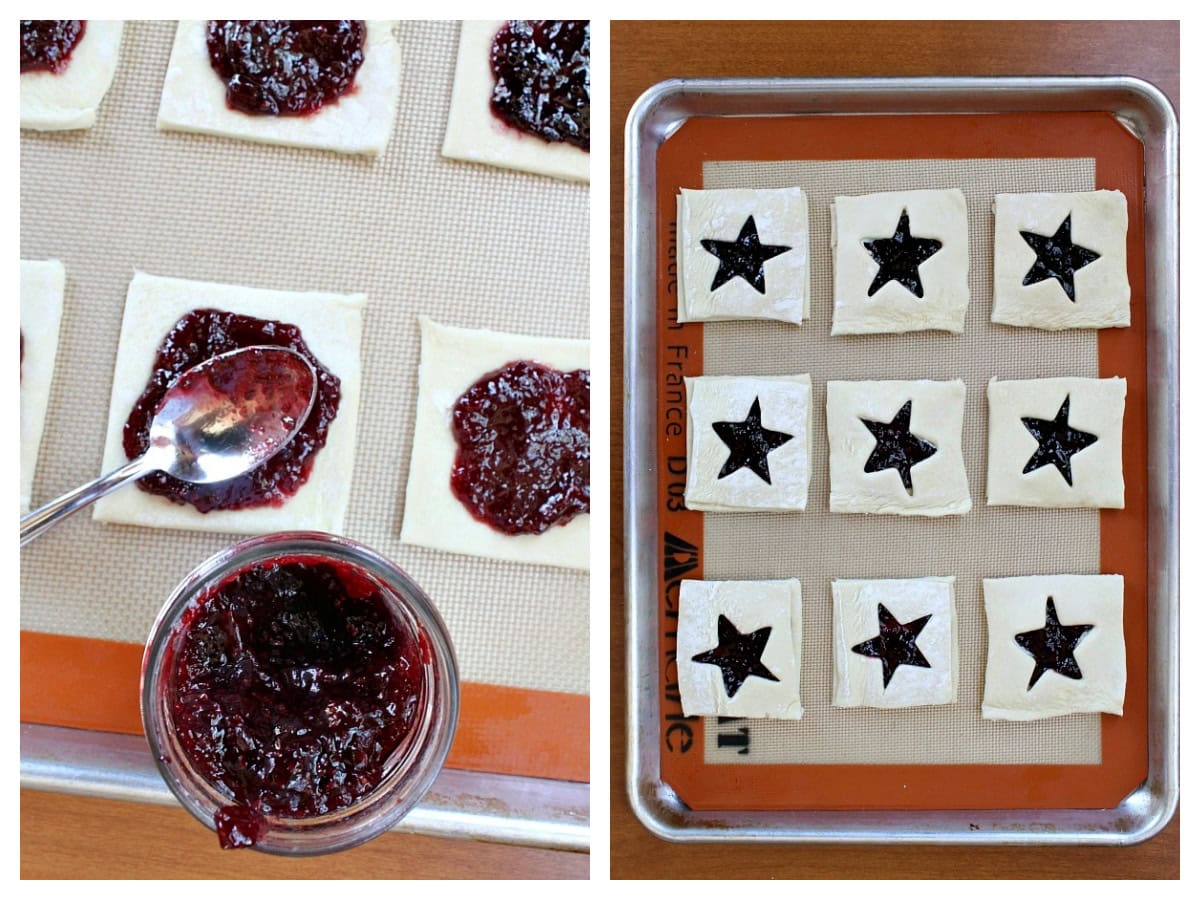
[20,345,318,546]
[147,345,317,484]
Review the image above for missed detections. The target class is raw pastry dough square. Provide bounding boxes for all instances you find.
[442,20,589,182]
[400,317,589,570]
[831,189,969,334]
[20,20,124,131]
[157,21,402,156]
[986,377,1126,509]
[982,574,1126,721]
[992,191,1130,330]
[827,379,971,517]
[832,577,957,709]
[684,374,812,512]
[20,259,67,512]
[678,187,810,325]
[677,578,804,719]
[93,271,366,534]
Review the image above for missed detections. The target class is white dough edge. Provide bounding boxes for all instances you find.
[442,20,589,183]
[981,574,1126,721]
[683,373,813,512]
[399,317,590,570]
[20,260,67,512]
[991,190,1131,330]
[830,188,970,335]
[157,20,403,156]
[20,20,124,131]
[826,378,973,517]
[677,578,805,720]
[676,188,811,325]
[831,576,958,709]
[985,376,1127,509]
[92,271,366,535]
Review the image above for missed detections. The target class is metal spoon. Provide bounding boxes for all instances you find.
[20,345,318,547]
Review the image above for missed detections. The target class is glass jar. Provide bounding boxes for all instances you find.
[141,532,459,855]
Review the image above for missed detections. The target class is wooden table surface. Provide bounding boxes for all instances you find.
[21,789,588,879]
[608,19,1179,880]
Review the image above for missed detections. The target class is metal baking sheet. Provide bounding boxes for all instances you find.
[624,76,1177,843]
[21,723,588,850]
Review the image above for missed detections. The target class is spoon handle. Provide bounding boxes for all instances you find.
[20,456,153,547]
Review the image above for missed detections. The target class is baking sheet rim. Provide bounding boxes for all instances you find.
[624,75,1178,845]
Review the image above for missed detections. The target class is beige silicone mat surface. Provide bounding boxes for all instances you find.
[19,20,589,695]
[700,157,1100,764]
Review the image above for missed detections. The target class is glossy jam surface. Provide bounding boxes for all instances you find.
[450,360,590,535]
[489,20,589,150]
[1014,596,1094,690]
[1019,214,1101,302]
[170,557,425,849]
[862,210,942,299]
[206,20,365,116]
[859,400,938,494]
[122,309,339,513]
[20,20,86,74]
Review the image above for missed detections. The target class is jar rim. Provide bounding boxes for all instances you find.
[141,531,459,855]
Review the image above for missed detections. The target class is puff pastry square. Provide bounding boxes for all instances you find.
[678,578,804,719]
[986,377,1126,509]
[827,379,971,516]
[20,259,67,512]
[832,577,958,709]
[831,189,969,335]
[442,21,589,182]
[684,374,812,512]
[400,317,589,570]
[982,574,1126,721]
[20,20,124,131]
[678,187,810,325]
[992,191,1130,330]
[93,272,366,534]
[157,21,402,156]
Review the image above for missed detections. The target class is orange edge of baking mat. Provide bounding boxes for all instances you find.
[20,630,589,784]
[656,111,1149,811]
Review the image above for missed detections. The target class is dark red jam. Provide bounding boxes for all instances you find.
[450,360,590,536]
[20,20,86,74]
[122,309,340,513]
[489,20,589,150]
[170,556,424,849]
[205,20,366,117]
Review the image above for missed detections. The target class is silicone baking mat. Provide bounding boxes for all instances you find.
[655,113,1147,809]
[20,20,588,783]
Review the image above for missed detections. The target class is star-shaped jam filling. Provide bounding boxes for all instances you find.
[851,603,932,689]
[712,396,793,484]
[1020,214,1101,302]
[860,400,937,494]
[691,613,780,699]
[1021,395,1098,487]
[862,209,943,298]
[701,215,792,295]
[1014,596,1094,690]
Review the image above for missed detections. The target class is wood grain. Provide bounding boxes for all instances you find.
[609,19,1179,880]
[20,790,588,879]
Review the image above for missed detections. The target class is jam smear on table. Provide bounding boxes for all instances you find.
[205,20,366,116]
[450,360,590,535]
[171,556,424,849]
[122,308,340,513]
[489,20,589,150]
[20,20,86,74]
